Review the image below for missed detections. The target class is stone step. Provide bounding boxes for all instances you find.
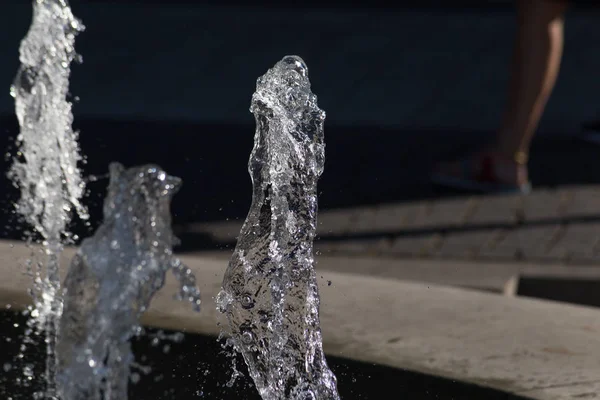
[179,185,600,263]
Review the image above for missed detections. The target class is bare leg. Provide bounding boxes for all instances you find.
[433,0,569,191]
[494,0,569,184]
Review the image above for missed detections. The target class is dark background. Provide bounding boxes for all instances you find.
[0,0,599,243]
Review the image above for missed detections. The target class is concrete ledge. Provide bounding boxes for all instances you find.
[319,273,600,400]
[2,240,600,399]
[197,249,520,295]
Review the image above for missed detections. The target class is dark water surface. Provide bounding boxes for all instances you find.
[0,310,529,400]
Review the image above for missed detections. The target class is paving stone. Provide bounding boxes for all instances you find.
[317,208,357,236]
[368,203,419,233]
[345,206,380,234]
[346,202,428,235]
[315,238,390,256]
[480,225,562,261]
[518,189,568,222]
[340,238,392,256]
[546,223,600,263]
[406,198,475,230]
[392,202,431,231]
[561,186,600,219]
[390,234,441,257]
[314,241,342,255]
[182,185,600,266]
[465,193,521,226]
[432,229,502,259]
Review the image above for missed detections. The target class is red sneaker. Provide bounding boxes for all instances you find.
[431,152,532,194]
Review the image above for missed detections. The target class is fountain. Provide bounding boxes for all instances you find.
[8,0,88,395]
[9,0,339,395]
[56,162,201,399]
[217,55,340,400]
[0,3,541,400]
[8,1,203,398]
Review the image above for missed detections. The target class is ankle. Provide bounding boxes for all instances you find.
[483,151,529,186]
[486,145,528,165]
[492,137,530,165]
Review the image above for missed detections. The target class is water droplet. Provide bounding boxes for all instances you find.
[241,330,254,345]
[23,364,34,379]
[240,293,255,309]
[302,390,316,400]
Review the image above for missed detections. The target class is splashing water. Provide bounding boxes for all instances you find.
[7,0,87,394]
[56,163,201,400]
[10,0,87,243]
[217,56,340,400]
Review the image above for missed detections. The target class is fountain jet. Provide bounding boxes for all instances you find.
[56,163,201,400]
[8,0,87,393]
[218,56,340,400]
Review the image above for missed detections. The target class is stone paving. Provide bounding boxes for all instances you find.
[180,184,600,266]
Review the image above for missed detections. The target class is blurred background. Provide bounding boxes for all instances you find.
[0,0,598,234]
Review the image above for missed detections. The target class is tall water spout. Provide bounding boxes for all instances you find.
[8,0,87,394]
[56,163,201,400]
[218,56,340,400]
